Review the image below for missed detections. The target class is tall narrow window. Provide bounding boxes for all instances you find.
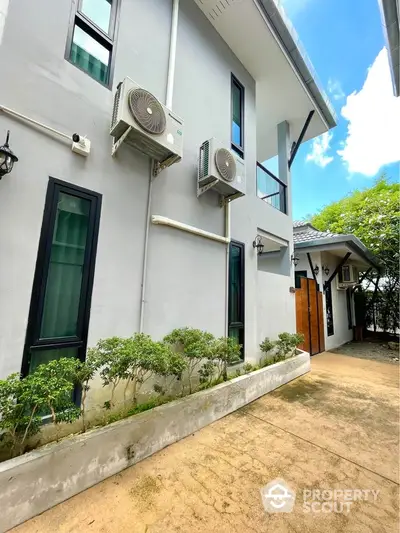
[228,241,245,358]
[346,289,353,330]
[66,0,120,87]
[231,75,244,158]
[22,178,102,376]
[325,283,334,336]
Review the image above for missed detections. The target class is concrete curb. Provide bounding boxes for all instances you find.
[0,351,310,531]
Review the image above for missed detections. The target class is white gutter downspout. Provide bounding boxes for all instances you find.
[139,0,179,333]
[166,0,179,109]
[224,202,231,337]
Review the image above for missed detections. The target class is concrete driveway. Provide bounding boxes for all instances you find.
[14,352,399,533]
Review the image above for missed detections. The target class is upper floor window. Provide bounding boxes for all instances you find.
[231,75,244,158]
[66,0,120,88]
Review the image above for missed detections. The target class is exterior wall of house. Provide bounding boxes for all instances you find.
[257,269,296,357]
[320,252,354,351]
[295,251,354,352]
[0,0,295,388]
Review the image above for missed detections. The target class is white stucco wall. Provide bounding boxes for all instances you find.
[256,270,296,361]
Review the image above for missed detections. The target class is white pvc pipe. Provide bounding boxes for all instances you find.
[139,162,154,333]
[139,0,179,331]
[165,0,179,109]
[152,215,230,244]
[0,105,72,142]
[224,201,231,337]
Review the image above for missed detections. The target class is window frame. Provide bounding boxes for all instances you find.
[65,0,121,89]
[231,74,245,159]
[21,177,102,377]
[325,282,334,337]
[228,240,245,359]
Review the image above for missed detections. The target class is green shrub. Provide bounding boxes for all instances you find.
[0,358,81,456]
[0,373,41,457]
[212,337,242,381]
[75,355,98,432]
[243,362,254,373]
[276,332,304,358]
[164,328,215,393]
[259,337,276,354]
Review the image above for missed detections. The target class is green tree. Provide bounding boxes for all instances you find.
[311,176,399,332]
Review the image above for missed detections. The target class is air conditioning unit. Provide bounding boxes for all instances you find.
[337,264,358,289]
[110,77,183,168]
[198,138,246,199]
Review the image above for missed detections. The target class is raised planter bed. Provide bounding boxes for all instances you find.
[0,350,310,532]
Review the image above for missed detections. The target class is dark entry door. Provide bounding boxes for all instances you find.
[295,277,325,355]
[22,178,102,376]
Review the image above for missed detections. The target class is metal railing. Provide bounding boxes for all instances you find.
[256,162,287,214]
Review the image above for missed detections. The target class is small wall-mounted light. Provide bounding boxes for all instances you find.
[0,130,18,179]
[322,265,330,276]
[253,235,264,255]
[291,253,299,267]
[313,265,320,276]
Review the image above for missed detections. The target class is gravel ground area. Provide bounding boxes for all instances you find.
[329,339,399,364]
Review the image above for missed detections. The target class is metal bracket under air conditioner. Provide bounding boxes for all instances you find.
[197,179,219,198]
[152,154,180,177]
[219,192,243,207]
[111,126,132,157]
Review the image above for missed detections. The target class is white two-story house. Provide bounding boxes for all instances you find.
[0,0,335,404]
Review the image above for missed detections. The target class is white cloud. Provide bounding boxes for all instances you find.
[327,78,345,101]
[279,0,312,17]
[338,48,400,177]
[306,132,334,168]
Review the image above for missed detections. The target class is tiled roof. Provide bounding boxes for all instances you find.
[293,220,308,228]
[293,222,338,244]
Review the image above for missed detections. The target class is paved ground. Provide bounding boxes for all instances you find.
[14,352,399,533]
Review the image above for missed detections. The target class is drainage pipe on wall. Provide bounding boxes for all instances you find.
[224,201,231,337]
[139,0,180,333]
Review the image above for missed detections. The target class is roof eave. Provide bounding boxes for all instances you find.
[294,234,381,270]
[258,0,337,127]
[378,0,400,96]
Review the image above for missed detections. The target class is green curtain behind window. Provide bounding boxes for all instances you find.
[40,193,90,340]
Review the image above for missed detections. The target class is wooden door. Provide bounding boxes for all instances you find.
[295,277,325,355]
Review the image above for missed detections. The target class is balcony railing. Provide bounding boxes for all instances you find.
[257,162,287,214]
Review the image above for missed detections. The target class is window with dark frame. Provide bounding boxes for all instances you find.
[346,289,353,330]
[295,270,308,289]
[22,178,102,380]
[231,75,244,158]
[325,283,334,336]
[228,241,245,359]
[66,0,120,88]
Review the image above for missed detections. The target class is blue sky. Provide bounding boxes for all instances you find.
[269,0,400,220]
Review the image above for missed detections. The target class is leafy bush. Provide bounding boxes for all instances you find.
[164,328,215,393]
[0,373,41,457]
[276,332,304,358]
[0,358,80,457]
[259,337,276,354]
[212,337,242,381]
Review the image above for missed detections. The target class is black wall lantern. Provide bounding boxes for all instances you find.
[313,265,320,276]
[253,235,264,255]
[322,265,330,276]
[0,131,18,179]
[291,253,299,267]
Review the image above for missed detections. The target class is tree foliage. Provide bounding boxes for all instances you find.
[311,177,399,276]
[311,177,399,333]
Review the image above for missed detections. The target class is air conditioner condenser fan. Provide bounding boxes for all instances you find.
[215,148,236,182]
[128,88,166,135]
